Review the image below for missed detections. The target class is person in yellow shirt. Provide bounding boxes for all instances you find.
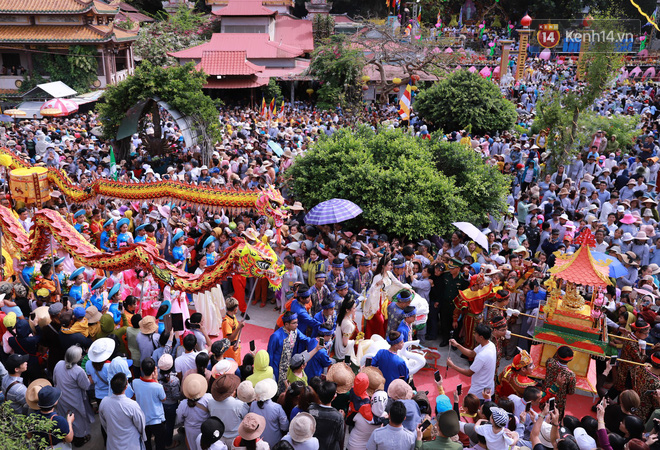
[222,296,244,363]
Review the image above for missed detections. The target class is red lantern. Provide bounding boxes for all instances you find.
[411,74,420,82]
[393,87,400,93]
[362,85,369,91]
[582,15,593,28]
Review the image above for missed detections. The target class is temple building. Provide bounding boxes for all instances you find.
[170,0,313,92]
[0,0,139,98]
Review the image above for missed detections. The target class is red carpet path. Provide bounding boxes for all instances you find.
[238,324,597,419]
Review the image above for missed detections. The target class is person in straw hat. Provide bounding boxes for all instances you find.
[209,373,247,447]
[176,373,212,450]
[249,378,288,447]
[233,412,269,450]
[326,360,355,414]
[282,412,319,448]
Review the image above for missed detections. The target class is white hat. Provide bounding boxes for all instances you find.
[288,412,316,443]
[573,427,597,450]
[88,338,116,363]
[622,232,634,242]
[254,378,278,401]
[559,213,569,221]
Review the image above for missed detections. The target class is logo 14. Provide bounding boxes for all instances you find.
[537,24,560,48]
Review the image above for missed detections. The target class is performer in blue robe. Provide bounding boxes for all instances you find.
[68,267,89,305]
[134,223,148,244]
[100,218,114,252]
[267,311,318,393]
[107,283,122,324]
[372,331,410,390]
[116,218,133,249]
[73,209,86,233]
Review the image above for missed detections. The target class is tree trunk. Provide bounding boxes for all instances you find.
[561,106,580,165]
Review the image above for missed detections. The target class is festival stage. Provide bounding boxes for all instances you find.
[241,323,597,419]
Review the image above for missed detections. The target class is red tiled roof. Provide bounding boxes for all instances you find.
[550,246,611,287]
[119,1,137,12]
[117,10,154,23]
[213,0,276,16]
[0,0,93,13]
[204,76,269,89]
[93,0,120,14]
[196,51,264,75]
[170,33,302,59]
[0,25,111,43]
[274,15,313,54]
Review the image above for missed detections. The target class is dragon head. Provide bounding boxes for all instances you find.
[254,185,286,228]
[238,240,285,289]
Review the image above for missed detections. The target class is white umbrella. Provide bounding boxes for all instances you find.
[452,222,489,250]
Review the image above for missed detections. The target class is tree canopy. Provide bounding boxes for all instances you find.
[414,70,517,135]
[285,126,509,238]
[96,61,220,145]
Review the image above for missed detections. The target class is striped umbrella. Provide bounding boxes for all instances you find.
[40,98,78,117]
[304,199,363,225]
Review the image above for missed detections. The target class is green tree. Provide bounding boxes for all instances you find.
[285,126,508,237]
[133,6,210,67]
[533,17,624,166]
[414,70,517,135]
[308,36,365,110]
[0,402,62,449]
[20,45,98,94]
[96,61,220,158]
[261,78,282,102]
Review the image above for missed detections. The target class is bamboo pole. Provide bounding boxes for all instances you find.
[508,332,648,367]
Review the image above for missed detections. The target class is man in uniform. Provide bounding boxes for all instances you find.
[434,258,468,347]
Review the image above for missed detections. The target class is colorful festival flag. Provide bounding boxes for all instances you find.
[398,83,413,120]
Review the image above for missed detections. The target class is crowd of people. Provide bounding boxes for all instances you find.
[3,42,660,450]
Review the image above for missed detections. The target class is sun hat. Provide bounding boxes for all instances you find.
[139,316,158,334]
[254,378,278,401]
[38,385,62,409]
[326,362,355,394]
[85,305,102,323]
[211,373,241,402]
[360,366,385,397]
[210,359,239,378]
[88,337,116,363]
[183,373,208,400]
[239,413,266,440]
[387,379,413,400]
[237,380,257,403]
[26,378,52,410]
[622,232,634,242]
[621,213,636,224]
[634,231,649,241]
[539,421,554,447]
[158,353,174,371]
[199,417,225,449]
[289,412,316,443]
